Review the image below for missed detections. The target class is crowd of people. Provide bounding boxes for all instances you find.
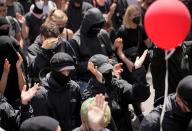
[0,0,192,130]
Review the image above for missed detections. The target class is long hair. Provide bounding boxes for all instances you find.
[123,5,141,28]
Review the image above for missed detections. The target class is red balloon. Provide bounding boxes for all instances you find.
[144,0,191,50]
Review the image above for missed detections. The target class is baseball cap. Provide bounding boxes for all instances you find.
[89,54,113,74]
[50,52,75,72]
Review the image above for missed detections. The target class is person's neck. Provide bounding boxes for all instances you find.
[6,1,14,6]
[44,0,48,5]
[74,2,81,7]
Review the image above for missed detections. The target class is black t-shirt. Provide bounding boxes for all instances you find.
[25,12,46,44]
[117,25,148,55]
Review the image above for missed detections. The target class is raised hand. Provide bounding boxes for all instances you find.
[113,63,123,76]
[88,94,108,130]
[16,13,26,25]
[16,52,23,69]
[134,49,148,69]
[88,62,103,83]
[113,37,123,50]
[21,83,39,105]
[3,59,11,74]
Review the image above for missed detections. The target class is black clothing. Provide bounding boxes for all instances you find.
[69,7,117,82]
[0,92,33,131]
[0,36,25,108]
[31,70,81,131]
[150,46,192,106]
[66,0,93,33]
[7,2,25,18]
[18,0,32,14]
[25,12,46,44]
[83,67,150,131]
[28,36,76,82]
[140,94,192,131]
[116,25,148,84]
[20,116,59,131]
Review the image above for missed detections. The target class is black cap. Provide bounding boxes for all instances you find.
[177,75,192,111]
[20,116,59,131]
[0,15,9,27]
[89,54,113,74]
[50,52,75,72]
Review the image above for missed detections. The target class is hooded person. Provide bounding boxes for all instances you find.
[20,116,61,131]
[69,7,117,94]
[31,52,81,131]
[0,15,28,109]
[140,75,192,131]
[66,0,93,32]
[82,53,150,131]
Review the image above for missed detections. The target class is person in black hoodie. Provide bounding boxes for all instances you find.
[28,21,76,83]
[69,7,118,94]
[0,83,38,131]
[66,0,93,33]
[31,52,81,131]
[83,52,150,131]
[140,75,192,131]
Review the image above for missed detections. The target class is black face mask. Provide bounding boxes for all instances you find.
[33,4,43,14]
[51,71,70,86]
[0,28,9,36]
[87,28,100,37]
[132,16,140,25]
[74,0,83,4]
[102,70,112,85]
[59,27,64,34]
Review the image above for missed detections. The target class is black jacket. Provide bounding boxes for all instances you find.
[66,0,93,33]
[69,8,117,82]
[0,92,33,131]
[140,94,192,131]
[31,70,81,131]
[28,36,76,82]
[83,67,150,131]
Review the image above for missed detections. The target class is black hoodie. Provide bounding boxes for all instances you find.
[69,8,117,82]
[31,69,81,131]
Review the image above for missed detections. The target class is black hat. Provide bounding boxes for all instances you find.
[0,15,9,27]
[20,116,59,131]
[89,54,113,74]
[50,52,75,72]
[177,75,192,111]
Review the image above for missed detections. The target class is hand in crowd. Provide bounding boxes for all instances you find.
[16,52,23,70]
[41,38,58,49]
[113,63,123,76]
[16,13,25,25]
[3,59,11,74]
[113,37,123,50]
[21,83,39,105]
[88,62,103,83]
[134,49,148,69]
[109,3,117,14]
[88,94,108,131]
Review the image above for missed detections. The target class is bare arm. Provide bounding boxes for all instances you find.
[0,59,11,94]
[15,32,24,49]
[16,13,29,39]
[16,52,26,92]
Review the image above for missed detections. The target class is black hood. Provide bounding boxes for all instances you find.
[39,68,70,92]
[80,7,105,35]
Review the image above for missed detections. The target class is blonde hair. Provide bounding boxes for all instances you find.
[123,5,141,28]
[46,8,68,24]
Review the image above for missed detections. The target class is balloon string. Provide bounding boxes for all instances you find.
[160,50,169,131]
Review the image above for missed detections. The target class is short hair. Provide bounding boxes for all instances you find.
[123,5,141,28]
[46,8,68,25]
[80,97,111,127]
[40,21,60,38]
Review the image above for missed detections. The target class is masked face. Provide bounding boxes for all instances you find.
[132,16,140,25]
[52,70,70,86]
[35,0,44,9]
[102,70,112,85]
